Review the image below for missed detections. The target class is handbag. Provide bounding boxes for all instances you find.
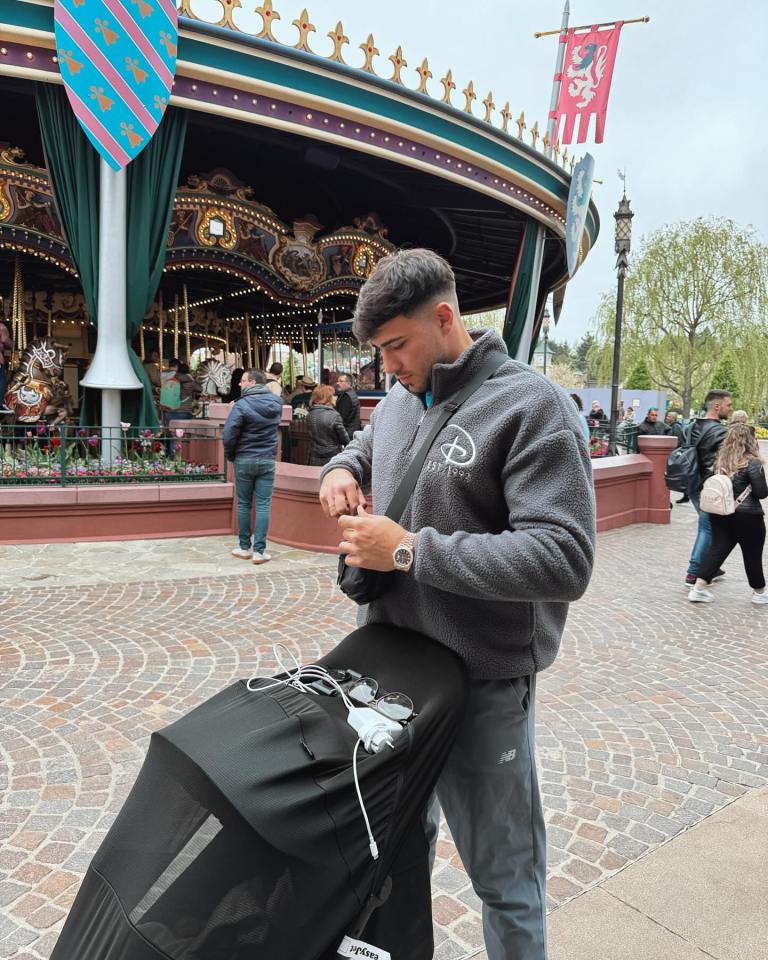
[337,352,508,604]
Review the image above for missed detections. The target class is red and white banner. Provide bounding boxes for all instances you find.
[551,22,624,144]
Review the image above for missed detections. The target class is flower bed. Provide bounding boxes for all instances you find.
[0,423,223,484]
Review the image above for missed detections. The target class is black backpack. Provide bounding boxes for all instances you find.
[664,422,702,494]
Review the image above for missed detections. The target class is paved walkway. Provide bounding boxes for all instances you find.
[1,503,767,959]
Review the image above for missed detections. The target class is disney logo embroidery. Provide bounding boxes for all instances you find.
[439,425,476,467]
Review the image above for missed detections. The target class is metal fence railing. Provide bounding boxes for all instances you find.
[0,423,224,485]
[587,422,640,458]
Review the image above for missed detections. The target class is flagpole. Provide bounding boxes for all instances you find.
[515,0,569,363]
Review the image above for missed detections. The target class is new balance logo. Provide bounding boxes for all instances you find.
[497,749,517,764]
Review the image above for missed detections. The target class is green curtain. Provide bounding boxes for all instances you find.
[502,222,541,359]
[123,107,187,426]
[36,83,99,338]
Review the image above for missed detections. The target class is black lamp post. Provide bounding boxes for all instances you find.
[607,191,634,455]
[542,307,551,376]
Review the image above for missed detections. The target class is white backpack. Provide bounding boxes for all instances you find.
[699,474,751,515]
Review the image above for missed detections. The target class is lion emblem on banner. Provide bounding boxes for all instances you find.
[566,41,608,108]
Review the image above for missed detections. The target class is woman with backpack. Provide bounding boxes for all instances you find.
[689,422,768,604]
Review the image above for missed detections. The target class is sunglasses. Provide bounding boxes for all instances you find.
[347,677,415,723]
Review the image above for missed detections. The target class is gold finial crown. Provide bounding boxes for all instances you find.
[482,91,495,123]
[359,34,379,73]
[499,101,512,133]
[292,9,315,52]
[326,21,348,63]
[439,69,455,103]
[255,0,280,41]
[529,121,540,149]
[389,46,407,84]
[462,80,476,114]
[515,111,526,139]
[416,58,432,94]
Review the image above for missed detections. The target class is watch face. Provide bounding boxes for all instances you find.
[394,547,413,568]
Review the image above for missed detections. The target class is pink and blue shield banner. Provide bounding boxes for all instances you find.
[565,152,594,278]
[53,0,178,169]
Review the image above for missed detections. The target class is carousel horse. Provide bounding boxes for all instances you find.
[3,338,73,424]
[194,358,232,399]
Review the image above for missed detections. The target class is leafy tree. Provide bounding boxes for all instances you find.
[624,358,653,390]
[710,352,740,403]
[574,332,597,382]
[590,218,768,414]
[545,360,583,389]
[547,339,573,366]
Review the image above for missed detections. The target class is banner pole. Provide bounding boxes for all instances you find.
[535,15,649,38]
[515,0,569,364]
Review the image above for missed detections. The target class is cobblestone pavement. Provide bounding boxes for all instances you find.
[2,504,767,960]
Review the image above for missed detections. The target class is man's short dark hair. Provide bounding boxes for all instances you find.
[269,362,283,375]
[353,248,456,342]
[245,368,267,384]
[704,390,731,408]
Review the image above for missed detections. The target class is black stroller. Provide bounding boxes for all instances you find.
[50,624,469,960]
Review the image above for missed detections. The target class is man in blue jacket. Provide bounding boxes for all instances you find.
[223,368,283,563]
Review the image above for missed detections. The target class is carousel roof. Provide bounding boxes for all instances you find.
[0,0,600,313]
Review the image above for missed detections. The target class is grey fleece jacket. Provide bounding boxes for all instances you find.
[322,329,596,679]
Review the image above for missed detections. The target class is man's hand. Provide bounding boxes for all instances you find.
[319,468,367,518]
[338,506,408,571]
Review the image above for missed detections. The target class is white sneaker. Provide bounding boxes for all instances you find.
[252,551,272,565]
[231,547,253,560]
[688,586,714,603]
[751,591,768,605]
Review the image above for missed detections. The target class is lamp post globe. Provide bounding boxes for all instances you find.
[608,191,634,455]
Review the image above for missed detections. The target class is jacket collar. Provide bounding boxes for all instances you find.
[241,384,270,397]
[428,329,507,404]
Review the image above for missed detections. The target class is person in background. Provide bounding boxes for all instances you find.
[570,393,590,442]
[637,406,671,436]
[588,399,606,422]
[666,410,686,445]
[307,384,349,465]
[290,376,317,416]
[174,362,203,418]
[335,372,362,436]
[689,422,768,604]
[223,368,283,564]
[266,362,283,397]
[142,349,162,401]
[224,368,244,404]
[685,389,733,586]
[0,318,12,412]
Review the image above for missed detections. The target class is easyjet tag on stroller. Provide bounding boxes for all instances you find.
[50,623,468,960]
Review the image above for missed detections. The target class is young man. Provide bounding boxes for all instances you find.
[223,368,283,564]
[685,389,732,586]
[318,249,596,960]
[334,372,362,436]
[637,406,671,436]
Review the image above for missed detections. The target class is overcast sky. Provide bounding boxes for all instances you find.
[219,0,766,344]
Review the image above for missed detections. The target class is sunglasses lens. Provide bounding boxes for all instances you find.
[376,692,414,722]
[349,678,378,703]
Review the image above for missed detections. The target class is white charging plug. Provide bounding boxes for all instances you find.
[347,706,402,754]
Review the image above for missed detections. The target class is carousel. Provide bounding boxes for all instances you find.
[0,0,600,545]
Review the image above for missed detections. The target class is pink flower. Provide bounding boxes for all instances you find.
[174,428,185,438]
[120,421,130,431]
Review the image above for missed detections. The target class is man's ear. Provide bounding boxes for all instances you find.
[434,301,455,333]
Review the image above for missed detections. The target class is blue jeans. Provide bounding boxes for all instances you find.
[234,458,276,553]
[687,492,713,578]
[426,675,547,960]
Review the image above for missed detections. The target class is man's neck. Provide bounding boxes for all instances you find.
[705,412,720,420]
